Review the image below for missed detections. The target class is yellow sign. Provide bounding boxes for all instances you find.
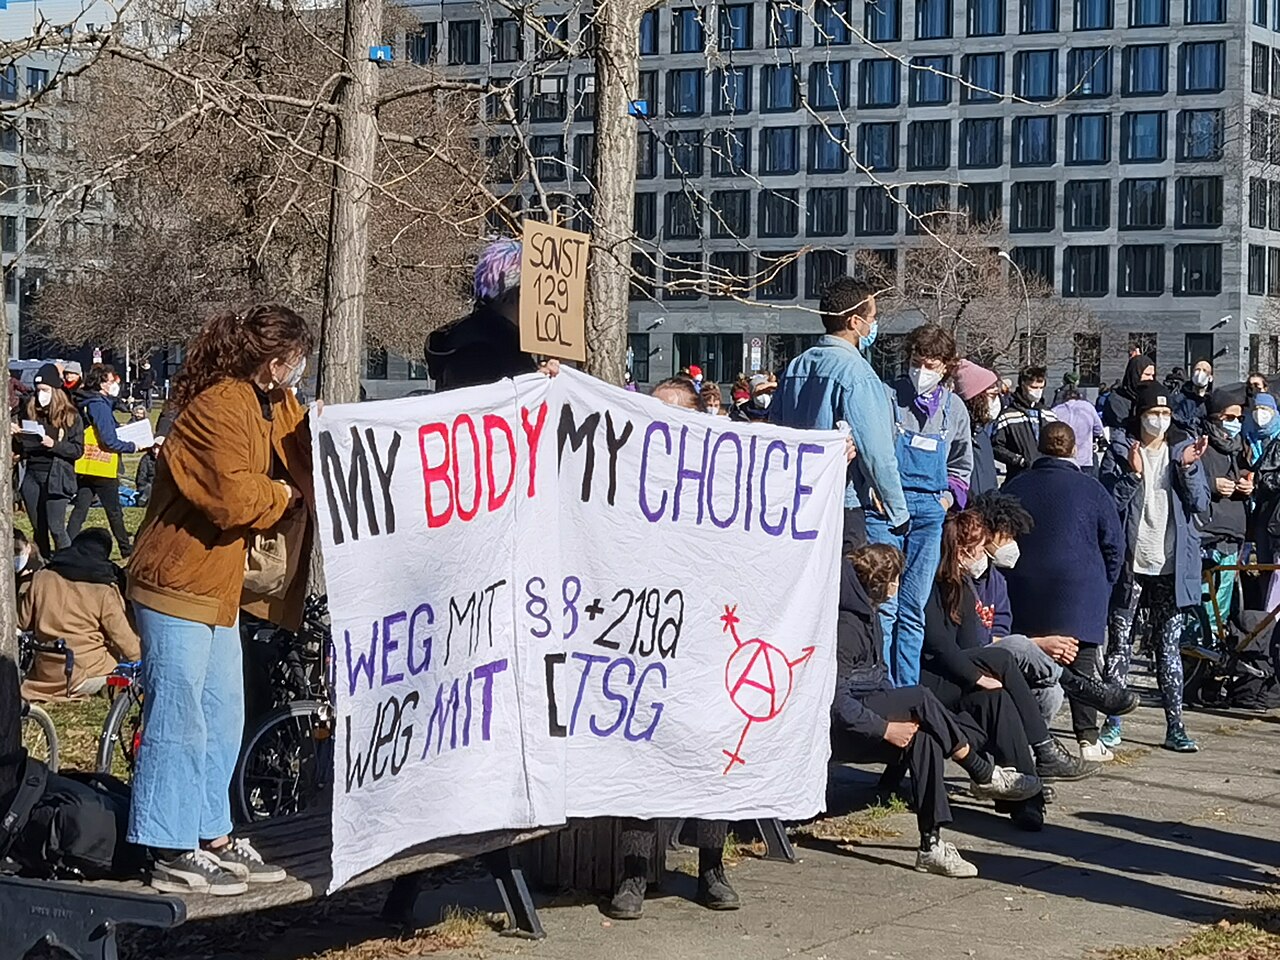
[519,219,590,363]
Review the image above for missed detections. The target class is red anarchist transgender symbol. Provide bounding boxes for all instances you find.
[720,604,815,774]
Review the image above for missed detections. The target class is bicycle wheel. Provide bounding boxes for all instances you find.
[97,686,144,779]
[232,700,333,825]
[22,703,58,771]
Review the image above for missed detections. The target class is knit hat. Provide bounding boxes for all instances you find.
[1064,371,1081,385]
[33,363,61,388]
[1255,392,1278,413]
[951,360,999,401]
[63,360,82,377]
[474,237,522,302]
[1133,382,1173,414]
[1206,383,1247,416]
[688,365,703,380]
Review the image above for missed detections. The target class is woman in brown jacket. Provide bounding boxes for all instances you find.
[126,304,314,897]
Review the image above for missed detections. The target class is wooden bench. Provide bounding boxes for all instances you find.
[1,813,552,960]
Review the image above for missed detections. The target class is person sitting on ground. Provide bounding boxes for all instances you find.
[991,365,1056,481]
[19,528,140,703]
[1099,382,1210,754]
[833,543,1040,878]
[13,527,45,602]
[952,360,1002,500]
[1173,360,1214,436]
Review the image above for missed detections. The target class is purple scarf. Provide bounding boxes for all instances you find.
[913,385,944,420]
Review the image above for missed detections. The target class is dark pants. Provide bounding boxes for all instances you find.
[69,475,132,555]
[832,685,963,835]
[20,471,70,554]
[1066,644,1102,741]
[925,646,1051,745]
[843,507,867,553]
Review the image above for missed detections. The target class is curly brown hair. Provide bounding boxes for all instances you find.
[903,324,959,372]
[171,304,314,411]
[850,544,904,605]
[937,510,991,624]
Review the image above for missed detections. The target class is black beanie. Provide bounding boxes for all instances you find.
[1133,382,1172,415]
[32,363,61,388]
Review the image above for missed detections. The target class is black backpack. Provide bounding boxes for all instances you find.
[0,754,145,880]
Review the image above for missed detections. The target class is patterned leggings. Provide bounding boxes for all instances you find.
[619,819,727,856]
[1105,573,1186,729]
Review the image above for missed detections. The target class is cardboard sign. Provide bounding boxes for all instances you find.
[519,219,589,363]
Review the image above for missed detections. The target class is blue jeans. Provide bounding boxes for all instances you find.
[127,605,243,850]
[868,492,946,687]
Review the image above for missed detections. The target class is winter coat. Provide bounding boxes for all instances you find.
[425,302,538,391]
[969,424,998,499]
[1173,382,1211,437]
[1100,427,1212,610]
[79,393,137,455]
[921,578,987,689]
[1102,355,1154,430]
[12,411,85,500]
[1250,434,1280,539]
[971,565,1012,640]
[991,390,1057,479]
[830,560,893,740]
[1002,458,1125,645]
[1197,425,1248,546]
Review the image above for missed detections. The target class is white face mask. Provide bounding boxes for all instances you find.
[985,396,1003,422]
[991,541,1021,569]
[966,551,990,578]
[36,389,52,408]
[281,357,307,390]
[1141,413,1172,437]
[910,365,943,396]
[1256,408,1276,429]
[1026,386,1044,403]
[106,381,121,397]
[1192,370,1211,388]
[14,550,28,573]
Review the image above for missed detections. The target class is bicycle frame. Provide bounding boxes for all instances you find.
[1198,561,1280,657]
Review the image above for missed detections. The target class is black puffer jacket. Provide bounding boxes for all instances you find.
[425,303,538,391]
[831,561,892,739]
[1102,354,1155,431]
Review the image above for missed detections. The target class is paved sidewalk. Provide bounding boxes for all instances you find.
[408,700,1280,960]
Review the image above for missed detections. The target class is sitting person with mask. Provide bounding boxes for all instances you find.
[19,527,141,702]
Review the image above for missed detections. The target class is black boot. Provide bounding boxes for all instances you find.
[696,847,740,911]
[1059,669,1139,717]
[605,856,648,920]
[1033,737,1100,782]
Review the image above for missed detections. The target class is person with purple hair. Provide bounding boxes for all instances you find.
[426,237,542,391]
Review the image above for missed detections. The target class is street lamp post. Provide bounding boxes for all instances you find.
[998,250,1032,367]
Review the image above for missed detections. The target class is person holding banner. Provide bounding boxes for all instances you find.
[771,276,908,553]
[68,364,148,558]
[126,304,314,897]
[11,363,85,554]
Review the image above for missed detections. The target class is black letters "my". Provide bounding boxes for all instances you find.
[319,427,401,545]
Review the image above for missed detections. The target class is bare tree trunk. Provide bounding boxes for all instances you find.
[0,304,15,666]
[583,0,643,385]
[318,0,382,405]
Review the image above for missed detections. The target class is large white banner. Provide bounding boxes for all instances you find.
[314,369,845,891]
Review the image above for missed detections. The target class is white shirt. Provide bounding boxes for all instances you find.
[1133,442,1175,576]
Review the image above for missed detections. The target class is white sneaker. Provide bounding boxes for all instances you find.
[1079,739,1115,762]
[970,765,1042,802]
[915,839,978,878]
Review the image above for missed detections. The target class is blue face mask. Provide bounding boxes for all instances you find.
[1218,419,1243,439]
[860,319,879,353]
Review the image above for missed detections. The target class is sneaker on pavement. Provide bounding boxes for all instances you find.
[150,850,248,897]
[1163,724,1200,753]
[1099,719,1123,749]
[915,839,978,878]
[970,765,1041,802]
[1079,738,1114,762]
[206,837,287,884]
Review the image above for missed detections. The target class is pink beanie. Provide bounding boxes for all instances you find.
[951,360,999,401]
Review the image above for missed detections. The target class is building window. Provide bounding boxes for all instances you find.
[810,62,851,110]
[960,118,1002,168]
[639,71,657,114]
[1074,333,1103,386]
[666,69,704,116]
[1065,179,1110,230]
[1269,251,1280,297]
[639,9,659,54]
[405,24,437,65]
[664,192,702,239]
[1252,109,1269,162]
[1186,0,1225,21]
[856,186,899,235]
[1259,0,1270,23]
[572,134,595,179]
[1012,246,1055,285]
[1123,45,1169,95]
[810,124,849,172]
[666,130,704,177]
[537,15,568,60]
[806,250,847,299]
[908,120,950,170]
[1,216,16,253]
[713,66,752,114]
[671,8,705,52]
[759,189,800,237]
[816,0,854,43]
[762,64,799,112]
[663,252,704,301]
[1074,0,1113,28]
[910,56,952,105]
[1015,50,1058,100]
[1249,245,1267,296]
[917,0,953,37]
[634,192,657,239]
[1173,244,1221,295]
[768,2,802,45]
[1253,179,1270,230]
[906,185,950,235]
[1011,181,1056,232]
[1066,114,1109,164]
[807,187,849,236]
[708,252,752,299]
[365,347,388,380]
[1013,116,1056,166]
[865,0,903,40]
[446,20,480,64]
[962,53,1003,101]
[757,253,798,300]
[1272,49,1280,97]
[1068,47,1112,98]
[760,127,800,174]
[968,0,1005,34]
[1119,245,1165,296]
[530,76,568,123]
[1021,0,1058,31]
[710,189,751,237]
[25,68,48,94]
[1063,246,1110,296]
[1177,109,1223,161]
[858,122,899,171]
[628,334,652,383]
[492,19,522,62]
[530,135,566,181]
[1120,178,1167,230]
[0,67,17,102]
[631,253,656,301]
[575,75,596,121]
[711,128,751,176]
[1255,43,1271,95]
[719,4,753,48]
[636,132,657,179]
[1121,111,1166,162]
[1175,176,1223,228]
[1180,41,1224,94]
[960,182,1002,222]
[859,59,900,107]
[1130,0,1169,23]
